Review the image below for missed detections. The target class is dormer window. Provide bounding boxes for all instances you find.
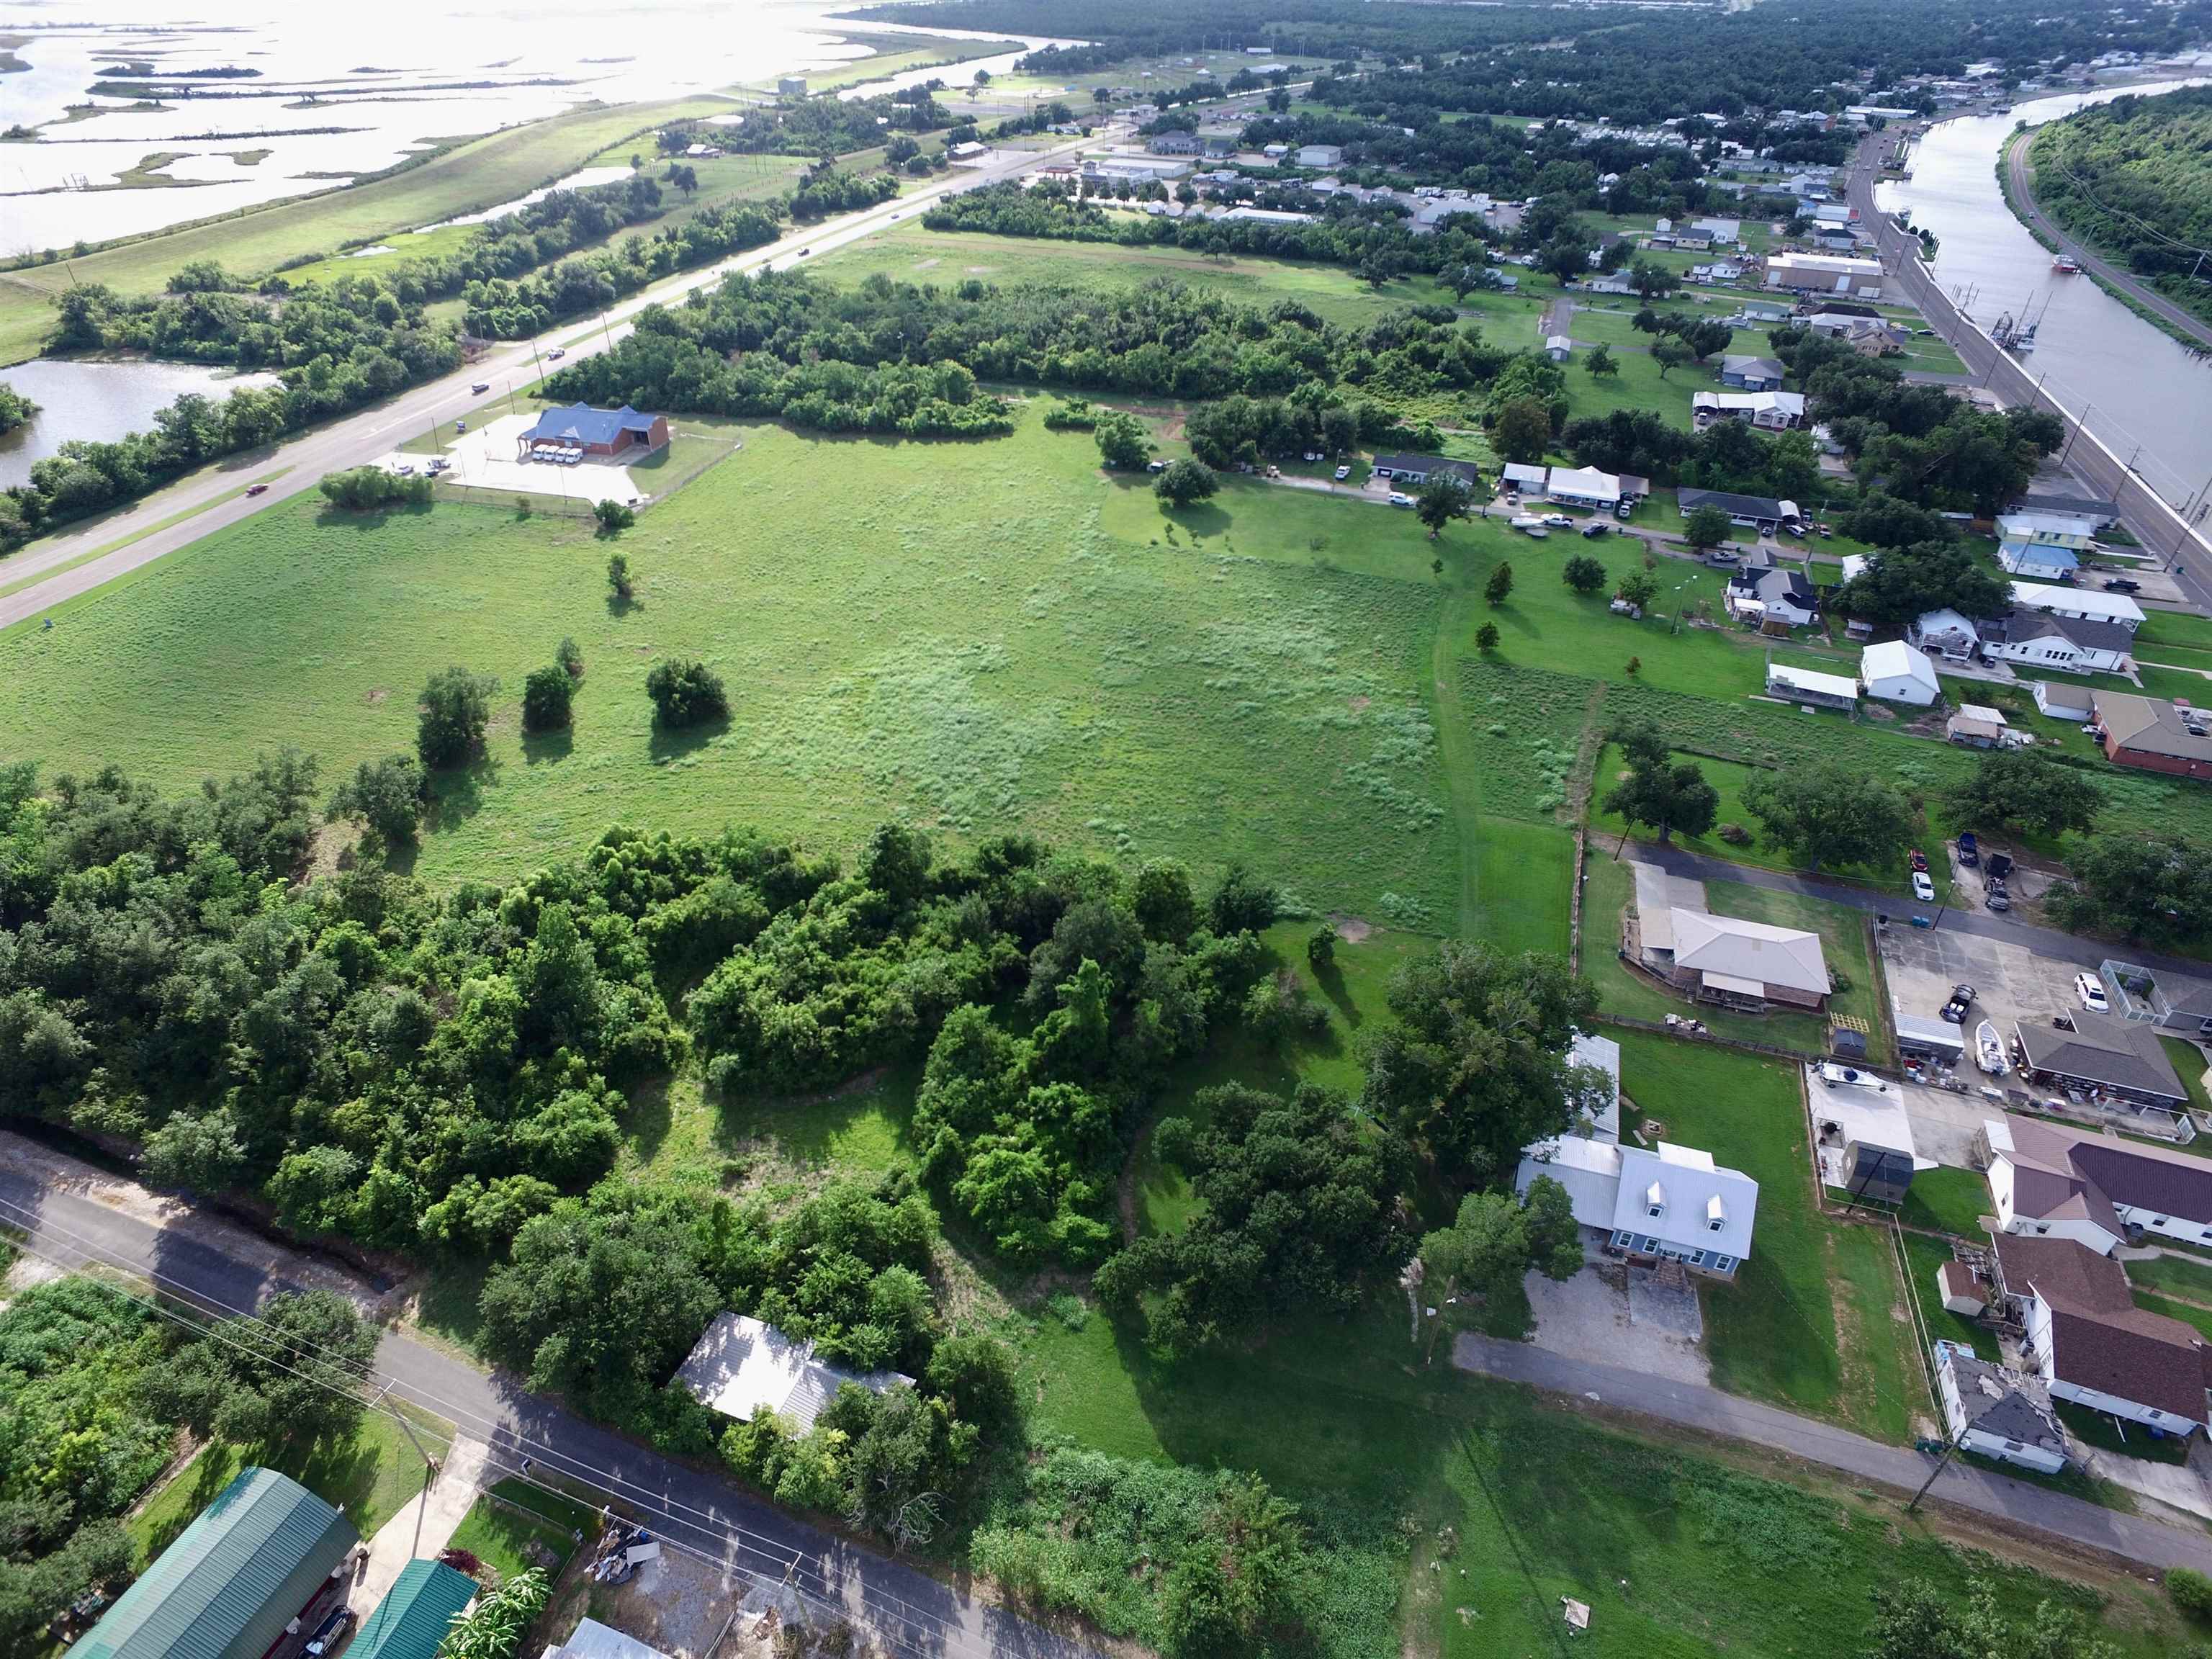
[1707,1193,1727,1233]
[1646,1180,1665,1219]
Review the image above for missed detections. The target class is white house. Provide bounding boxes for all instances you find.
[1997,541,2080,581]
[1983,1114,2212,1251]
[1691,215,1742,243]
[1997,1231,2209,1437]
[1726,564,1821,629]
[1516,1138,1758,1280]
[1545,465,1621,511]
[1908,607,1981,660]
[1693,390,1807,430]
[1932,1341,2070,1474]
[1997,512,2095,551]
[1860,639,1940,705]
[1982,608,2133,675]
[2010,580,2144,634]
[675,1312,912,1432]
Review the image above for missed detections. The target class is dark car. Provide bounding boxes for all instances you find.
[1941,984,1975,1023]
[1581,521,1610,538]
[1986,852,2015,881]
[2103,577,2141,593]
[1956,831,1979,867]
[1908,848,1928,873]
[304,1607,356,1659]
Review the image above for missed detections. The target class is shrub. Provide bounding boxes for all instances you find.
[556,636,585,677]
[326,754,426,845]
[2170,1568,2212,1624]
[1306,922,1336,971]
[1154,457,1217,507]
[521,665,575,733]
[646,657,729,727]
[593,498,636,532]
[1718,822,1752,845]
[416,667,498,770]
[318,467,431,511]
[607,550,634,600]
[1475,621,1501,651]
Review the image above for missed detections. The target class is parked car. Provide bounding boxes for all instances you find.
[547,347,565,361]
[1908,849,1928,872]
[395,464,414,477]
[1334,464,1351,481]
[470,382,490,394]
[304,1606,355,1659]
[1984,889,2010,912]
[2102,577,2140,593]
[1615,503,1633,519]
[1985,852,2015,881]
[1389,493,1415,508]
[1911,870,1936,902]
[1581,522,1610,538]
[1956,831,1979,867]
[1704,549,1740,566]
[454,420,467,433]
[245,482,269,496]
[1146,460,1168,473]
[1941,984,1974,1023]
[2074,972,2109,1014]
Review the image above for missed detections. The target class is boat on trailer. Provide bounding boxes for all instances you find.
[1976,1020,2010,1076]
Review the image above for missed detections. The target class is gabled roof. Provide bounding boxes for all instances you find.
[675,1313,912,1433]
[1668,907,1828,995]
[1609,1142,1758,1259]
[349,1563,477,1659]
[1998,1115,2212,1227]
[1769,662,1858,701]
[1679,486,1793,521]
[1545,464,1620,502]
[77,1468,359,1659]
[1936,1343,2067,1457]
[1721,353,1785,379]
[2092,692,2212,763]
[520,403,662,446]
[1995,1233,2209,1422]
[2015,1017,2188,1101]
[2010,581,2145,626]
[1372,452,1478,480]
[1861,639,1939,693]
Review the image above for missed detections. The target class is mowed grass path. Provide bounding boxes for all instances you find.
[0,410,1459,921]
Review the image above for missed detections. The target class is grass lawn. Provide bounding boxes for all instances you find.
[1703,880,1891,1060]
[2137,608,2212,652]
[0,408,1463,924]
[2123,1250,2212,1305]
[0,97,735,365]
[1615,1032,1919,1442]
[1898,1165,1993,1238]
[445,1479,594,1580]
[2055,1399,2192,1464]
[127,1403,454,1563]
[2136,1291,2212,1344]
[2159,1035,2212,1116]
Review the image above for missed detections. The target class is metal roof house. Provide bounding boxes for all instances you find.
[1932,1340,2069,1474]
[76,1467,359,1659]
[1655,907,1830,1011]
[516,405,670,460]
[1860,639,1940,706]
[675,1313,912,1434]
[349,1563,477,1659]
[1516,1138,1757,1280]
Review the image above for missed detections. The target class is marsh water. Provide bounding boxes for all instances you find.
[0,356,280,486]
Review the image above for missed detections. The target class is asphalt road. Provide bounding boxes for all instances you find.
[0,138,1086,634]
[1845,132,2212,605]
[0,1141,1101,1659]
[2004,130,2212,354]
[1453,1333,2212,1575]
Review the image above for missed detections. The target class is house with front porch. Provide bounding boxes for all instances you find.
[1515,1136,1758,1280]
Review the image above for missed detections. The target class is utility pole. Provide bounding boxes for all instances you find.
[1905,1431,1960,1514]
[2059,403,2092,467]
[369,1383,440,1561]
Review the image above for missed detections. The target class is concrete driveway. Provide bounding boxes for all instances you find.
[1880,920,2072,1049]
[1524,1248,1710,1386]
[1898,1082,2001,1170]
[390,412,647,504]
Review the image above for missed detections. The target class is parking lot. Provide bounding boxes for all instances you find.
[1879,917,2082,1054]
[380,411,647,503]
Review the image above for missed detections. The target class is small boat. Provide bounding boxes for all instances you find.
[2053,253,2080,274]
[1509,514,1549,538]
[1976,1020,2010,1076]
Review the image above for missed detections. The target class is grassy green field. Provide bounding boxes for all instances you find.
[1898,1165,1992,1238]
[127,1404,454,1564]
[1614,1033,1920,1443]
[0,97,734,365]
[2123,1249,2212,1305]
[1902,1231,2000,1362]
[444,1478,595,1580]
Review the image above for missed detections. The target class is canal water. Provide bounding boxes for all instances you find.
[1879,81,2212,512]
[0,357,281,487]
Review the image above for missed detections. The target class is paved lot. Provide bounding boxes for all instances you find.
[1880,920,2070,1051]
[1524,1248,1710,1387]
[382,412,646,503]
[1899,1081,2002,1170]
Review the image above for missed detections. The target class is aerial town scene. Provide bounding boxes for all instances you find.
[15,1,2212,1656]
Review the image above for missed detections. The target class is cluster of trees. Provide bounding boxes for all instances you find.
[546,268,1519,439]
[2030,88,2212,318]
[2,275,460,549]
[1560,407,1821,508]
[365,174,667,305]
[319,466,433,511]
[0,382,34,436]
[667,87,949,157]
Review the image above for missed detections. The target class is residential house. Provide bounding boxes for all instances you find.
[2013,1016,2191,1110]
[543,1622,677,1659]
[1766,253,1883,296]
[76,1468,360,1659]
[2013,491,2119,529]
[1984,1113,2212,1251]
[1691,216,1742,243]
[1979,607,2131,675]
[1516,1136,1758,1280]
[1860,639,1940,705]
[1997,540,2080,581]
[1932,1341,2070,1474]
[1997,512,2095,551]
[1995,1231,2209,1436]
[1294,143,1343,168]
[1645,907,1830,1010]
[1679,487,1799,534]
[1372,454,1481,490]
[2091,691,2212,781]
[1545,333,1573,362]
[1693,390,1807,430]
[1545,465,1622,511]
[2010,580,2144,633]
[1909,606,1982,660]
[1721,354,1787,391]
[2033,680,2095,721]
[1146,131,1203,156]
[349,1563,478,1659]
[1767,662,1858,709]
[1738,299,1794,325]
[1725,564,1821,629]
[677,1312,913,1432]
[1805,312,1904,354]
[1945,703,2015,748]
[1687,261,1745,284]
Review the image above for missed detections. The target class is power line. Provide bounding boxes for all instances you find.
[0,1206,1040,1659]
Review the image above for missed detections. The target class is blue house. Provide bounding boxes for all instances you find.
[1998,541,2080,582]
[1720,354,1786,391]
[517,404,670,460]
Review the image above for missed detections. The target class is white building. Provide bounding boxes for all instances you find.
[2010,580,2144,633]
[1544,465,1621,510]
[1516,1138,1758,1280]
[1294,144,1344,168]
[1766,253,1884,296]
[675,1313,912,1432]
[1997,512,2095,550]
[1545,334,1573,362]
[1909,606,1982,660]
[1997,541,2080,581]
[1932,1341,2069,1475]
[1984,1115,2212,1253]
[1692,390,1807,430]
[1860,639,1940,706]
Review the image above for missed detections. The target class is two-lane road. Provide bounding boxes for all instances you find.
[0,138,1084,633]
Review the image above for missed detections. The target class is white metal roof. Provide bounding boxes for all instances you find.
[1860,640,1939,693]
[1515,1134,1624,1229]
[1609,1143,1758,1259]
[1502,462,1548,485]
[1545,464,1620,503]
[1768,663,1859,701]
[549,1622,675,1659]
[675,1313,910,1433]
[2011,582,2145,626]
[1669,908,1829,995]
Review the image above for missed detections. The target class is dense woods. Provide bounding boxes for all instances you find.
[2030,86,2212,324]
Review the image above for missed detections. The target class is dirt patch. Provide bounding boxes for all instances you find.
[1334,916,1373,943]
[1349,694,1371,714]
[913,257,940,269]
[365,687,389,704]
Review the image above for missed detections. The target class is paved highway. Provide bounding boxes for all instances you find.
[0,137,1085,633]
[1847,131,2212,613]
[0,1133,1102,1659]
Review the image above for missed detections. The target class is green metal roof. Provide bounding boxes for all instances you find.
[349,1561,477,1659]
[80,1467,359,1659]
